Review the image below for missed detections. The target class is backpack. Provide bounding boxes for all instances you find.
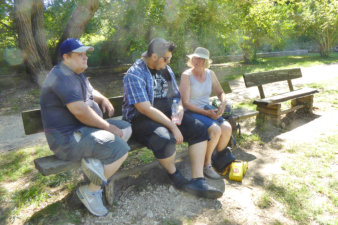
[212,147,236,173]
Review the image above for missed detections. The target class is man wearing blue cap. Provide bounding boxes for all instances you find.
[40,38,131,216]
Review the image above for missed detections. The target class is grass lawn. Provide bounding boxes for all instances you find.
[257,134,337,225]
[255,77,338,225]
[212,52,338,81]
[0,145,82,224]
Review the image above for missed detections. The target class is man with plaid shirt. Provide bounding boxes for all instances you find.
[122,38,222,199]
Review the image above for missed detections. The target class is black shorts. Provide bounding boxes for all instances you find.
[131,112,209,159]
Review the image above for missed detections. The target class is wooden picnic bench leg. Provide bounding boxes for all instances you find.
[291,95,314,114]
[256,103,281,127]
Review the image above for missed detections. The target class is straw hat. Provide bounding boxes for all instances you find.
[187,47,210,60]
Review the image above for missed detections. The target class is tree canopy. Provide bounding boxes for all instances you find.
[294,0,338,58]
[0,0,337,85]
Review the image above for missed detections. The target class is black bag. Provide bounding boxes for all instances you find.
[212,147,236,172]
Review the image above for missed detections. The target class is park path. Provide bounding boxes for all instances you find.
[0,63,337,154]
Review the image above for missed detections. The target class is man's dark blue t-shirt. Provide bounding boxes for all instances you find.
[40,63,102,140]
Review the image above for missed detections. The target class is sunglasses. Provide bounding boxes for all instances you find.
[162,56,171,63]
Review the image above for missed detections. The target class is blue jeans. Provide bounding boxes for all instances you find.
[45,119,131,165]
[185,111,225,128]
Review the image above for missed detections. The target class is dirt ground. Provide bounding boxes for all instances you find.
[81,110,337,225]
[1,63,337,224]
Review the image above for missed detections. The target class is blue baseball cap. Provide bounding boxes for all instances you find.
[59,38,94,56]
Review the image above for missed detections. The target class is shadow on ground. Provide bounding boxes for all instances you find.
[252,111,321,143]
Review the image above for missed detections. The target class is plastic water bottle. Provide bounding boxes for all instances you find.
[171,99,180,125]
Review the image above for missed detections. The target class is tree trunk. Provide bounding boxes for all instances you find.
[14,0,50,86]
[318,34,329,58]
[252,40,259,62]
[14,0,99,85]
[241,39,254,64]
[31,0,52,69]
[52,0,99,64]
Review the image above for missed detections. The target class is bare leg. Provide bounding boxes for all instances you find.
[158,152,177,174]
[121,126,132,142]
[216,121,232,152]
[88,152,128,192]
[189,141,207,178]
[205,124,221,166]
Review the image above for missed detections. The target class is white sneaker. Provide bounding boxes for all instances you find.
[81,158,107,186]
[204,165,222,179]
[77,185,108,217]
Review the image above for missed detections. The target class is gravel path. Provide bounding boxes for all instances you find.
[0,113,46,153]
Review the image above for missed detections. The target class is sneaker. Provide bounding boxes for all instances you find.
[184,178,223,199]
[168,170,189,190]
[76,185,108,217]
[81,158,107,187]
[204,165,222,179]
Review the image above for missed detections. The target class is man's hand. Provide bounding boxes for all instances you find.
[106,124,123,137]
[135,101,183,143]
[101,97,114,117]
[170,124,183,144]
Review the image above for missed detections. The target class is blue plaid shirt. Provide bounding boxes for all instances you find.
[122,59,180,122]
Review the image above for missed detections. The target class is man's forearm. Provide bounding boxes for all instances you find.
[144,107,175,129]
[135,102,176,130]
[73,104,110,130]
[93,89,105,104]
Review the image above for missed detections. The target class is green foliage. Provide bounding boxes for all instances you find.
[12,185,48,208]
[294,0,338,57]
[0,0,16,49]
[44,0,77,52]
[225,0,296,63]
[1,0,336,75]
[237,133,263,147]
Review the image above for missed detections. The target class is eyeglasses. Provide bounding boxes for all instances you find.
[162,56,171,63]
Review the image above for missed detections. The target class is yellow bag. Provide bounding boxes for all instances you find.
[215,164,231,176]
[229,160,248,182]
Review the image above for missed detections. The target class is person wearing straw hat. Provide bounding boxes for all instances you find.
[179,47,232,179]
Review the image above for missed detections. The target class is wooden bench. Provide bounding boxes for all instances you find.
[22,82,257,176]
[243,68,319,126]
[21,81,258,204]
[21,96,143,176]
